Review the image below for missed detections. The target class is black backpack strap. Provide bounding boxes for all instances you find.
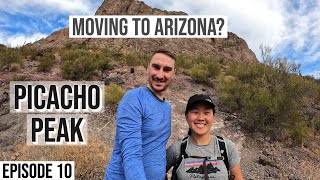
[217,135,230,177]
[171,136,188,180]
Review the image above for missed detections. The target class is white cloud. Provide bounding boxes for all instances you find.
[144,0,320,77]
[0,0,101,16]
[0,0,103,47]
[144,0,287,60]
[0,32,47,47]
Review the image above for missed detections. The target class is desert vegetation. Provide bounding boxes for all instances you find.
[104,83,126,105]
[0,47,24,71]
[0,136,111,180]
[1,43,320,146]
[216,45,320,145]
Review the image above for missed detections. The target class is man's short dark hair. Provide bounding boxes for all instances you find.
[152,49,176,62]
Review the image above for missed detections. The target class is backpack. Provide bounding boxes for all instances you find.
[171,135,229,180]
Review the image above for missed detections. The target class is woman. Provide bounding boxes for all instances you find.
[166,94,243,180]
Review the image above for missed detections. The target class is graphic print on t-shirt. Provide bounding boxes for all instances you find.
[185,159,221,175]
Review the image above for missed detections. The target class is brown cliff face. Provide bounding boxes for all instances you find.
[95,0,187,15]
[33,0,258,63]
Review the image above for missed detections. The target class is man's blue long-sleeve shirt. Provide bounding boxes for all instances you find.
[105,87,172,180]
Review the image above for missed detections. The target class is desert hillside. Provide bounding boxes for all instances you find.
[0,0,320,179]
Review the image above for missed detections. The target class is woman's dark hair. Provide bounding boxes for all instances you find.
[187,128,191,136]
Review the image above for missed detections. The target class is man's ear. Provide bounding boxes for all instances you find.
[146,63,150,72]
[172,68,177,78]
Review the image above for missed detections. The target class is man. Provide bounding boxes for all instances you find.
[105,49,176,180]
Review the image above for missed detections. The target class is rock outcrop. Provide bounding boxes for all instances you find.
[33,0,258,63]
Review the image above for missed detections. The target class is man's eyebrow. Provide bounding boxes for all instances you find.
[190,107,212,110]
[151,64,173,69]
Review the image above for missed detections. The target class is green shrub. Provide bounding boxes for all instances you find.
[61,57,99,80]
[176,55,220,78]
[290,120,312,146]
[188,60,220,82]
[188,64,210,82]
[98,56,113,71]
[9,63,22,71]
[101,48,123,60]
[207,60,221,78]
[217,75,251,111]
[123,53,149,67]
[63,42,73,49]
[60,49,81,62]
[61,50,100,80]
[20,46,39,61]
[0,48,24,71]
[93,50,114,71]
[37,53,56,72]
[60,49,117,80]
[0,44,6,51]
[104,84,126,105]
[193,56,211,64]
[216,53,317,144]
[226,62,263,84]
[176,55,193,70]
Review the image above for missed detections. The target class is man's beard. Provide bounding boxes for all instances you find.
[148,77,168,93]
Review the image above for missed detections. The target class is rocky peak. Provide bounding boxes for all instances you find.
[33,0,258,63]
[95,0,186,15]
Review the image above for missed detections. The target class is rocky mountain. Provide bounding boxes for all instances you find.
[1,0,319,179]
[32,0,258,63]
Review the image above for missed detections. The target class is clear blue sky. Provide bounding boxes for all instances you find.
[0,0,319,78]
